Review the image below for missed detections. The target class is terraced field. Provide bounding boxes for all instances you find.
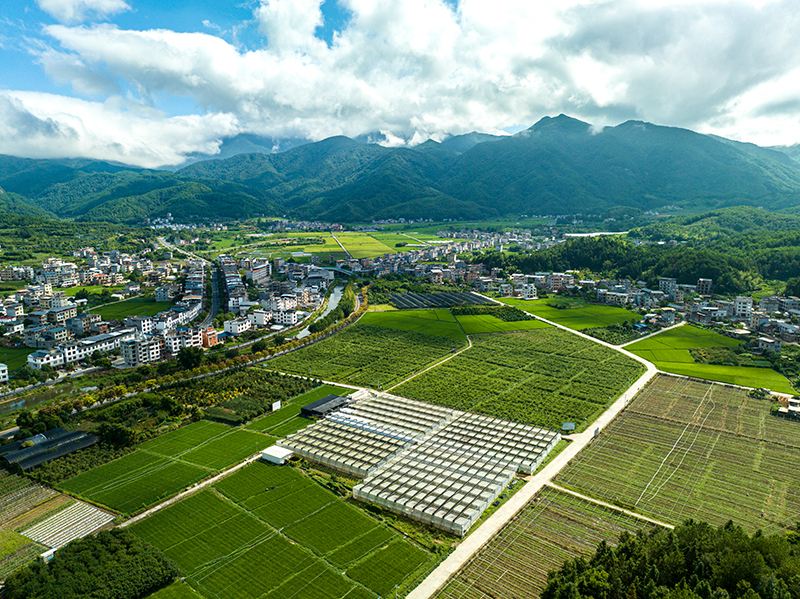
[555,374,800,534]
[394,328,645,431]
[130,462,436,598]
[435,487,658,599]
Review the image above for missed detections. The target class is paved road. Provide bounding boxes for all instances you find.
[620,321,686,347]
[157,237,220,327]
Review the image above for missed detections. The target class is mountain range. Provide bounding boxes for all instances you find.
[3,115,800,224]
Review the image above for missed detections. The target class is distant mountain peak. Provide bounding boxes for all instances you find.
[529,114,592,133]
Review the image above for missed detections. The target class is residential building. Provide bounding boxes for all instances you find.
[734,296,753,318]
[224,318,252,336]
[696,278,713,295]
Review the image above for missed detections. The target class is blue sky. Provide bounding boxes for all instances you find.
[1,0,799,167]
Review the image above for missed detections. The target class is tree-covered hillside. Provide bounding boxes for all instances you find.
[542,520,800,599]
[4,115,800,223]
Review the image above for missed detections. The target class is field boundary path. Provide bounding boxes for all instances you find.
[407,297,659,599]
[545,482,674,529]
[620,321,686,347]
[401,233,430,246]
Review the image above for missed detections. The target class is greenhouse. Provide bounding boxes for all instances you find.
[279,390,561,534]
[352,411,560,536]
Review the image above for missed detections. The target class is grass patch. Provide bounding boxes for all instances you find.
[358,309,466,340]
[0,347,35,371]
[92,298,172,320]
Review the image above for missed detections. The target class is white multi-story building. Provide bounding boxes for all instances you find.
[28,328,137,369]
[224,318,252,336]
[163,328,203,355]
[0,363,7,384]
[274,310,299,326]
[247,309,273,327]
[518,284,537,300]
[121,335,164,368]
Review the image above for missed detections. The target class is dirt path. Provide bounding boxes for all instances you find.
[620,321,686,347]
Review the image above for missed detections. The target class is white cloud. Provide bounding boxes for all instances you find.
[36,0,131,24]
[5,0,800,166]
[0,91,239,168]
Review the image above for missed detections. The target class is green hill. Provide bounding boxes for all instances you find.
[4,115,800,223]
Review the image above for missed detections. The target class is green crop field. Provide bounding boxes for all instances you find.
[0,346,35,371]
[92,298,172,320]
[435,487,658,599]
[336,232,398,259]
[503,297,641,330]
[555,374,800,534]
[60,421,272,514]
[455,314,551,335]
[246,384,354,436]
[394,328,645,431]
[358,309,466,340]
[627,325,795,393]
[267,322,466,388]
[130,462,436,599]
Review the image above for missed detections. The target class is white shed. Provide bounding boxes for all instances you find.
[262,446,294,465]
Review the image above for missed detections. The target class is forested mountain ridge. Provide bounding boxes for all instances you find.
[3,115,800,223]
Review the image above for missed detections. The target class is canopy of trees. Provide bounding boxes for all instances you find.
[3,528,178,599]
[542,520,800,599]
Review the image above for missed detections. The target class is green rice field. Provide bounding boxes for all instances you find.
[60,420,272,514]
[627,325,795,393]
[130,462,436,598]
[335,232,398,259]
[503,297,640,330]
[92,298,172,320]
[145,581,203,599]
[455,314,551,335]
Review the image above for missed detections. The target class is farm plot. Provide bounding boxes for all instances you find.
[627,325,795,393]
[503,297,641,330]
[22,500,114,549]
[0,472,58,525]
[455,314,550,334]
[394,328,645,431]
[336,232,398,259]
[435,487,657,599]
[0,530,46,581]
[147,581,203,599]
[244,377,355,436]
[60,421,271,514]
[358,309,466,340]
[555,374,800,534]
[267,323,466,388]
[131,461,436,599]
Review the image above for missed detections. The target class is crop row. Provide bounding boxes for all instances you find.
[395,329,645,430]
[268,323,465,387]
[555,410,800,534]
[436,487,656,599]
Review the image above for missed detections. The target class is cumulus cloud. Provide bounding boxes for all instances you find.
[36,0,131,24]
[0,91,239,167]
[6,0,800,166]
